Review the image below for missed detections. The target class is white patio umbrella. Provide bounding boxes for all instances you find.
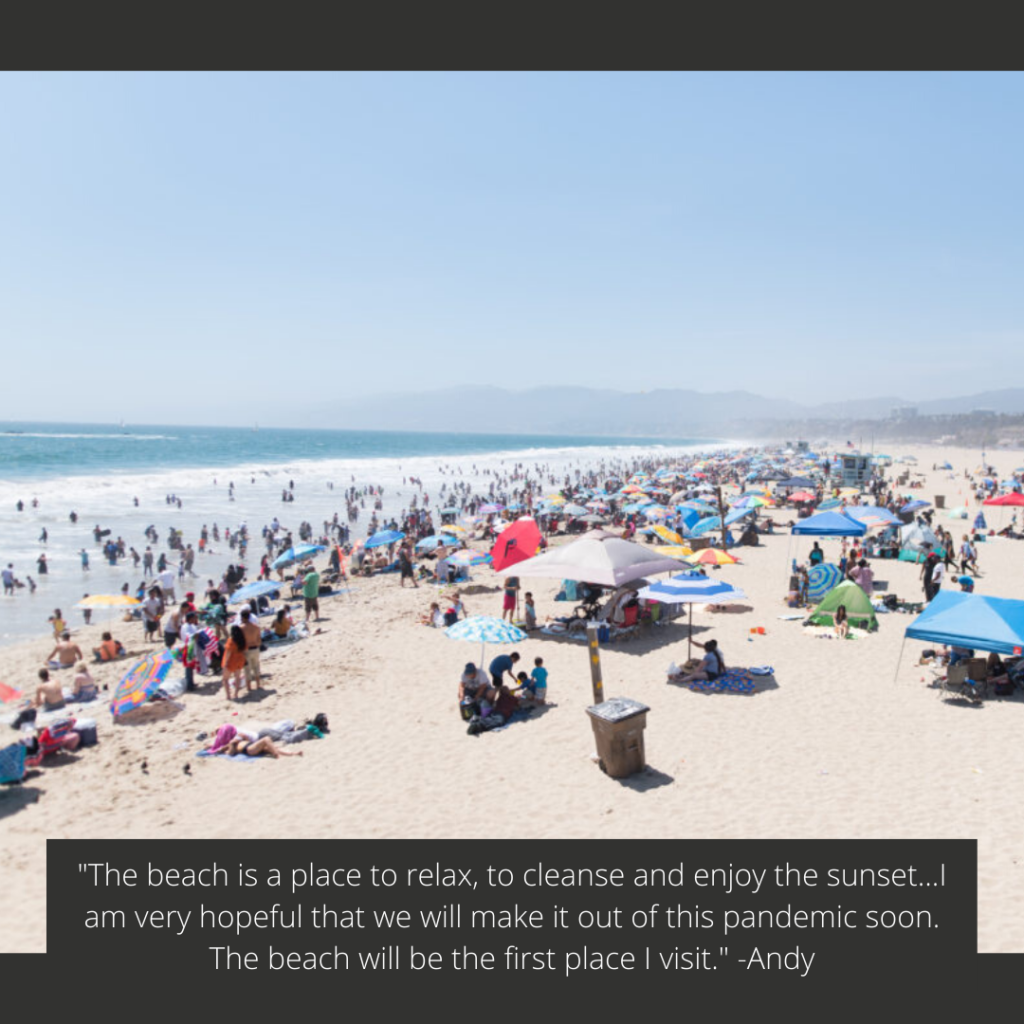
[507,531,691,588]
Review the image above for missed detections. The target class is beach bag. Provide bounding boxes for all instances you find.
[443,609,458,627]
[75,719,98,747]
[459,699,477,722]
[0,742,27,784]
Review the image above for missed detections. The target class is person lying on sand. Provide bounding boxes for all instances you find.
[223,735,303,758]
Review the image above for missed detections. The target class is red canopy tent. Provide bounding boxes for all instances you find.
[983,492,1024,506]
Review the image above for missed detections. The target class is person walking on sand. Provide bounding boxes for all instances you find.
[302,567,321,623]
[398,540,417,588]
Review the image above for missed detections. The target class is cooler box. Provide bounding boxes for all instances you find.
[586,698,649,778]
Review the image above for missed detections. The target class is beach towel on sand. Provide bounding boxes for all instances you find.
[196,750,259,763]
[688,667,773,695]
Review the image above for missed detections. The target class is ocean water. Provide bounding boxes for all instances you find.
[0,422,724,647]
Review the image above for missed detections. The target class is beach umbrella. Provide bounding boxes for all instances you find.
[562,503,589,516]
[449,550,491,567]
[788,491,816,503]
[228,580,283,605]
[806,563,843,603]
[75,594,141,608]
[479,503,505,514]
[272,544,325,569]
[652,524,687,546]
[653,544,694,558]
[110,650,174,718]
[817,498,841,511]
[731,494,770,509]
[689,516,722,538]
[579,513,608,524]
[643,506,673,520]
[686,548,739,566]
[0,682,23,703]
[586,500,610,512]
[507,532,691,588]
[416,534,458,551]
[442,524,468,535]
[440,506,462,515]
[365,529,405,549]
[900,499,930,513]
[490,519,543,572]
[445,615,527,667]
[636,572,747,659]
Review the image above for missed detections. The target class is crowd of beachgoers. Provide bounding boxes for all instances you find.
[4,439,1024,953]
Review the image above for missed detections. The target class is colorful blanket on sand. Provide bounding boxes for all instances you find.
[689,667,773,695]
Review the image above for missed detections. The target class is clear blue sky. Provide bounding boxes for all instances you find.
[2,71,1022,425]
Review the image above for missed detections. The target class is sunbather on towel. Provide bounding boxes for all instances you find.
[225,734,303,758]
[69,663,98,702]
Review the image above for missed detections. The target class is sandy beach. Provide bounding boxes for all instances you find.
[2,441,1023,954]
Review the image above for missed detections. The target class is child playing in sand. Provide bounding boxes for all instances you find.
[420,602,444,628]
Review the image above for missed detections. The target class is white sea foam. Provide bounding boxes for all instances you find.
[0,438,738,646]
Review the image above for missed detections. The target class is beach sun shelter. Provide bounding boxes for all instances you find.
[903,591,1024,656]
[787,509,865,578]
[808,580,877,630]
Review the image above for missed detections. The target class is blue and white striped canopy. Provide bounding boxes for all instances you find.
[637,573,747,605]
[445,616,526,644]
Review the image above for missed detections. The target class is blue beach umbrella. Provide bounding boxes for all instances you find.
[900,499,931,514]
[445,615,527,666]
[272,544,325,570]
[365,529,405,549]
[562,503,590,516]
[416,534,458,551]
[228,580,283,604]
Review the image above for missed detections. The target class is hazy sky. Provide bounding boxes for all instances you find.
[2,71,1022,425]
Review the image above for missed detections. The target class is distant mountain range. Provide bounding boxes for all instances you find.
[308,386,1024,438]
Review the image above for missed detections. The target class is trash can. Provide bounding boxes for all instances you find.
[935,495,945,508]
[586,698,650,778]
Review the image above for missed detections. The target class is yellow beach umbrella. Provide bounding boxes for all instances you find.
[654,544,694,558]
[685,548,739,566]
[652,524,687,546]
[75,594,140,608]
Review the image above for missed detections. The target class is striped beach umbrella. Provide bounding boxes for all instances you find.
[807,563,843,603]
[652,525,687,546]
[110,650,174,718]
[686,548,739,566]
[449,550,491,567]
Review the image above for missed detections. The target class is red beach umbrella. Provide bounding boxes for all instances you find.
[490,519,543,572]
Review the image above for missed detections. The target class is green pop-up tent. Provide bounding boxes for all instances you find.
[808,579,877,631]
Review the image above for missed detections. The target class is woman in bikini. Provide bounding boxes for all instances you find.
[224,735,303,758]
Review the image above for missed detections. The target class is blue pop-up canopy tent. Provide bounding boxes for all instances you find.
[904,591,1024,655]
[791,511,866,536]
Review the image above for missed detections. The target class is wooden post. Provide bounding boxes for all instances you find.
[586,623,604,704]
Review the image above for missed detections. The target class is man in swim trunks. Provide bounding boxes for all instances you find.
[33,668,66,711]
[240,608,263,689]
[45,631,83,668]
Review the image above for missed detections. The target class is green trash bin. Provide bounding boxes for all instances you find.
[586,698,649,778]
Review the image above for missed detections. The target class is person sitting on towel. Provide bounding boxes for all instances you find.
[676,639,725,684]
[31,668,66,712]
[70,663,98,702]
